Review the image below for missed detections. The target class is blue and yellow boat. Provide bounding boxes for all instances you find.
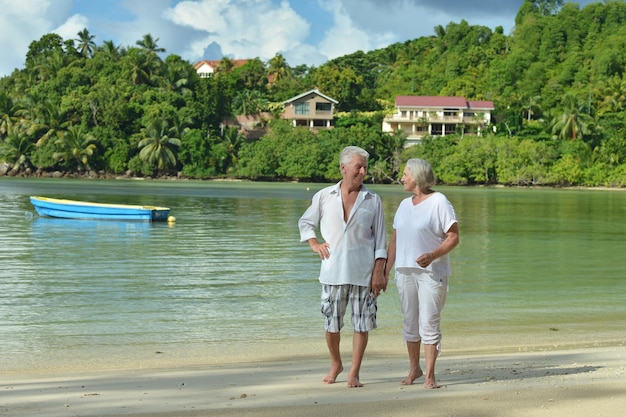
[30,196,170,221]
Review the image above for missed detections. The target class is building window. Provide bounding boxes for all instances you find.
[315,102,331,113]
[295,102,310,115]
[431,123,443,136]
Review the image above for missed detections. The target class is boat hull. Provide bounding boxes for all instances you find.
[30,196,170,221]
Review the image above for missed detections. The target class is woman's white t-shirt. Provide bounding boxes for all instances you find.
[393,192,457,277]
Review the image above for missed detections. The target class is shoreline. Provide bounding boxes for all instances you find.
[1,171,625,191]
[4,344,625,417]
[3,330,623,377]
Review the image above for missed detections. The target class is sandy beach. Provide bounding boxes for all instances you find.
[3,343,625,417]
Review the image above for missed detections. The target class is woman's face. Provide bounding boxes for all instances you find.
[401,166,417,191]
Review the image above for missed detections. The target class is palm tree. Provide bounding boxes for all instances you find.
[1,133,34,172]
[32,99,68,146]
[137,118,181,172]
[0,92,18,136]
[551,93,594,140]
[32,49,66,82]
[169,111,192,142]
[99,40,122,61]
[53,125,97,171]
[526,95,542,121]
[595,74,626,115]
[267,53,291,85]
[232,89,268,115]
[128,34,164,84]
[126,49,153,85]
[163,58,193,95]
[434,24,447,52]
[14,91,43,137]
[76,28,96,58]
[374,44,407,84]
[136,34,165,55]
[387,130,407,181]
[221,126,244,169]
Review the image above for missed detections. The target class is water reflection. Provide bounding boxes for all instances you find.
[0,178,625,372]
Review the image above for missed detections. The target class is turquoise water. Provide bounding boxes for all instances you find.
[0,178,624,373]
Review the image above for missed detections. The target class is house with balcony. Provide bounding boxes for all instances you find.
[218,89,337,139]
[382,96,494,146]
[282,89,338,130]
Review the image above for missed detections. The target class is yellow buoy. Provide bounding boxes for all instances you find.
[167,216,176,223]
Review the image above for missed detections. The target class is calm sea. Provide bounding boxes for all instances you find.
[1,178,624,373]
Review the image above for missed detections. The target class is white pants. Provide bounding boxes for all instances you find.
[395,269,448,347]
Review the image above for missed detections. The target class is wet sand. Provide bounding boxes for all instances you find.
[4,344,625,417]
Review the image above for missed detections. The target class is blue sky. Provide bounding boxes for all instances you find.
[0,0,597,77]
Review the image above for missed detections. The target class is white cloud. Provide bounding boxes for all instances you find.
[318,0,396,60]
[334,0,524,40]
[332,0,464,46]
[0,0,600,78]
[165,0,313,64]
[112,0,182,53]
[0,0,63,76]
[163,0,403,68]
[54,14,90,42]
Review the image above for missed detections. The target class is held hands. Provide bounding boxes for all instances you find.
[371,259,388,297]
[371,271,388,297]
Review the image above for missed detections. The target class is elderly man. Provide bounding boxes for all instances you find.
[298,145,387,388]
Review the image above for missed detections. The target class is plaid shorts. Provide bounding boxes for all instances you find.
[320,284,377,333]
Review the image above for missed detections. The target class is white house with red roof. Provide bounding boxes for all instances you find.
[382,96,495,146]
[194,59,251,77]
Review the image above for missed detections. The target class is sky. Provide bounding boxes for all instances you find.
[0,0,598,78]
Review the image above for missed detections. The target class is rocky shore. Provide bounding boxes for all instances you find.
[0,162,183,181]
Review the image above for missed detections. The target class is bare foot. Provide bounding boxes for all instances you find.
[323,364,343,384]
[424,378,442,389]
[400,367,424,385]
[347,374,363,388]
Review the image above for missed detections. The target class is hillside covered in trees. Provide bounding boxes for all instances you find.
[1,0,625,187]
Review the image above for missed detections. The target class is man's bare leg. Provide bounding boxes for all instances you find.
[347,331,368,388]
[323,331,343,384]
[401,340,424,385]
[423,343,441,389]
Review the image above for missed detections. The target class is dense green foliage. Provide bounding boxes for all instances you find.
[1,0,625,186]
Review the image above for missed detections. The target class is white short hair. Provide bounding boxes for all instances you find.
[339,146,369,166]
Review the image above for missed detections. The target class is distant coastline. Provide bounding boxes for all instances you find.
[2,166,624,191]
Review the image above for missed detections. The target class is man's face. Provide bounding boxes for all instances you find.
[341,155,367,184]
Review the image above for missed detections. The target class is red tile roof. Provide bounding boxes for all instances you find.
[396,96,494,110]
[468,100,495,110]
[194,59,250,71]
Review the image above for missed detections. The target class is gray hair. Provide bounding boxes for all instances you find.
[339,146,369,167]
[406,158,435,189]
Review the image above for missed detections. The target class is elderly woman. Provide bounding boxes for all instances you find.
[384,158,459,389]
